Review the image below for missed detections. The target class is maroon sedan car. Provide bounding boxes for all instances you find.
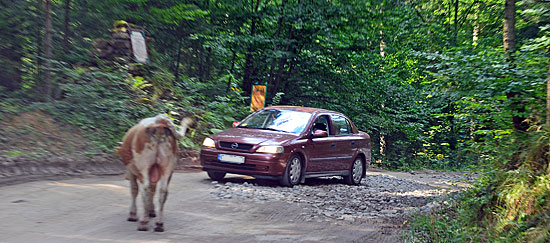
[200,106,371,186]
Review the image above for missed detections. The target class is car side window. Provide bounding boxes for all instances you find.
[312,115,330,134]
[331,115,351,135]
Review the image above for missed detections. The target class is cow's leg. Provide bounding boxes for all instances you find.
[154,174,171,232]
[148,183,157,218]
[137,179,151,231]
[127,173,139,222]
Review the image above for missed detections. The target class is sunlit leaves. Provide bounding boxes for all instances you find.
[150,4,207,25]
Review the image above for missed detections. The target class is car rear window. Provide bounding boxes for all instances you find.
[331,114,353,135]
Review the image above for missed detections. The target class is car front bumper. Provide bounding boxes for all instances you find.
[200,147,290,179]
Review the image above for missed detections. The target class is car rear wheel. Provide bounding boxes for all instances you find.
[207,171,226,181]
[344,157,363,185]
[280,155,302,187]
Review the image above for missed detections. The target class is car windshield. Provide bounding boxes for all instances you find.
[237,109,312,134]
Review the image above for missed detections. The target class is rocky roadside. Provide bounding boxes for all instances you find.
[0,151,201,186]
[209,169,477,225]
[0,152,125,186]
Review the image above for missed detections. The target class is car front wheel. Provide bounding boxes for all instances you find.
[280,155,302,187]
[207,171,226,181]
[344,157,363,185]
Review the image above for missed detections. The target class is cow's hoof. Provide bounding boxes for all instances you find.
[154,222,164,232]
[127,212,138,222]
[137,221,148,231]
[149,210,156,218]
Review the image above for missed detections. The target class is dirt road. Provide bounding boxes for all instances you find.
[0,170,474,243]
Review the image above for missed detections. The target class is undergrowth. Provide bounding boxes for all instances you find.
[0,60,250,154]
[407,127,550,242]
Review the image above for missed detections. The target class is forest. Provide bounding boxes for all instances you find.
[1,0,549,241]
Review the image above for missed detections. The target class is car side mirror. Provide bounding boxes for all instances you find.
[232,122,239,127]
[312,130,328,138]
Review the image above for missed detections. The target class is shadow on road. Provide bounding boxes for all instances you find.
[201,174,347,187]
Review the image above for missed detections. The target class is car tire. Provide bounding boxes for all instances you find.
[207,171,226,181]
[280,155,302,187]
[344,157,364,185]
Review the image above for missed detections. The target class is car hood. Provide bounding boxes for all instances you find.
[211,128,299,145]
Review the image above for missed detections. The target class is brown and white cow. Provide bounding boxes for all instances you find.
[117,114,193,232]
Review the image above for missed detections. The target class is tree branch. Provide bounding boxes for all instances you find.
[413,6,427,23]
[457,0,480,29]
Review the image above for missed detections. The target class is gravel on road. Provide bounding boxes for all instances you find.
[209,169,477,225]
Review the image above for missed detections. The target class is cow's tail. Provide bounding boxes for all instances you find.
[170,116,194,139]
[154,115,194,140]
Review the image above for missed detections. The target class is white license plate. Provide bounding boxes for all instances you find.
[217,154,245,164]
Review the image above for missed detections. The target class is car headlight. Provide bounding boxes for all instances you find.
[202,137,215,147]
[256,146,284,154]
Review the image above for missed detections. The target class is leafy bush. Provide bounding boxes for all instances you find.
[408,128,550,242]
[0,60,250,153]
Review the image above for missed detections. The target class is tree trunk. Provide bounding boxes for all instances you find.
[546,51,550,174]
[546,51,550,127]
[507,91,528,132]
[205,47,212,81]
[503,0,522,130]
[42,0,53,101]
[472,4,479,45]
[379,43,386,157]
[446,1,451,37]
[278,56,297,103]
[63,0,71,53]
[198,41,204,82]
[453,0,459,44]
[379,7,386,158]
[226,49,237,92]
[272,23,295,95]
[242,0,262,94]
[379,111,386,158]
[35,0,43,87]
[174,37,182,84]
[503,0,516,53]
[267,0,287,93]
[502,0,526,132]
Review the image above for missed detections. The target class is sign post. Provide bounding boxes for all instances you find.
[130,31,149,64]
[250,83,267,111]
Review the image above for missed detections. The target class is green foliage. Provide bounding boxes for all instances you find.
[0,58,249,153]
[270,92,284,106]
[49,65,152,152]
[4,0,546,170]
[2,1,550,240]
[409,128,550,242]
[407,165,501,241]
[150,4,208,24]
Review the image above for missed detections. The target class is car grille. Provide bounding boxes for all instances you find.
[219,141,254,151]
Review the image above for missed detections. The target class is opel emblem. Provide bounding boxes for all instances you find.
[231,143,239,149]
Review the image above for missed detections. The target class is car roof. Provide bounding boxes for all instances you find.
[262,106,359,134]
[264,106,336,115]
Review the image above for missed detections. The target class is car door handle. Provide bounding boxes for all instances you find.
[331,143,336,148]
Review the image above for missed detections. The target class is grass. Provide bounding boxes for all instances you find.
[407,128,550,242]
[405,179,489,242]
[5,151,23,157]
